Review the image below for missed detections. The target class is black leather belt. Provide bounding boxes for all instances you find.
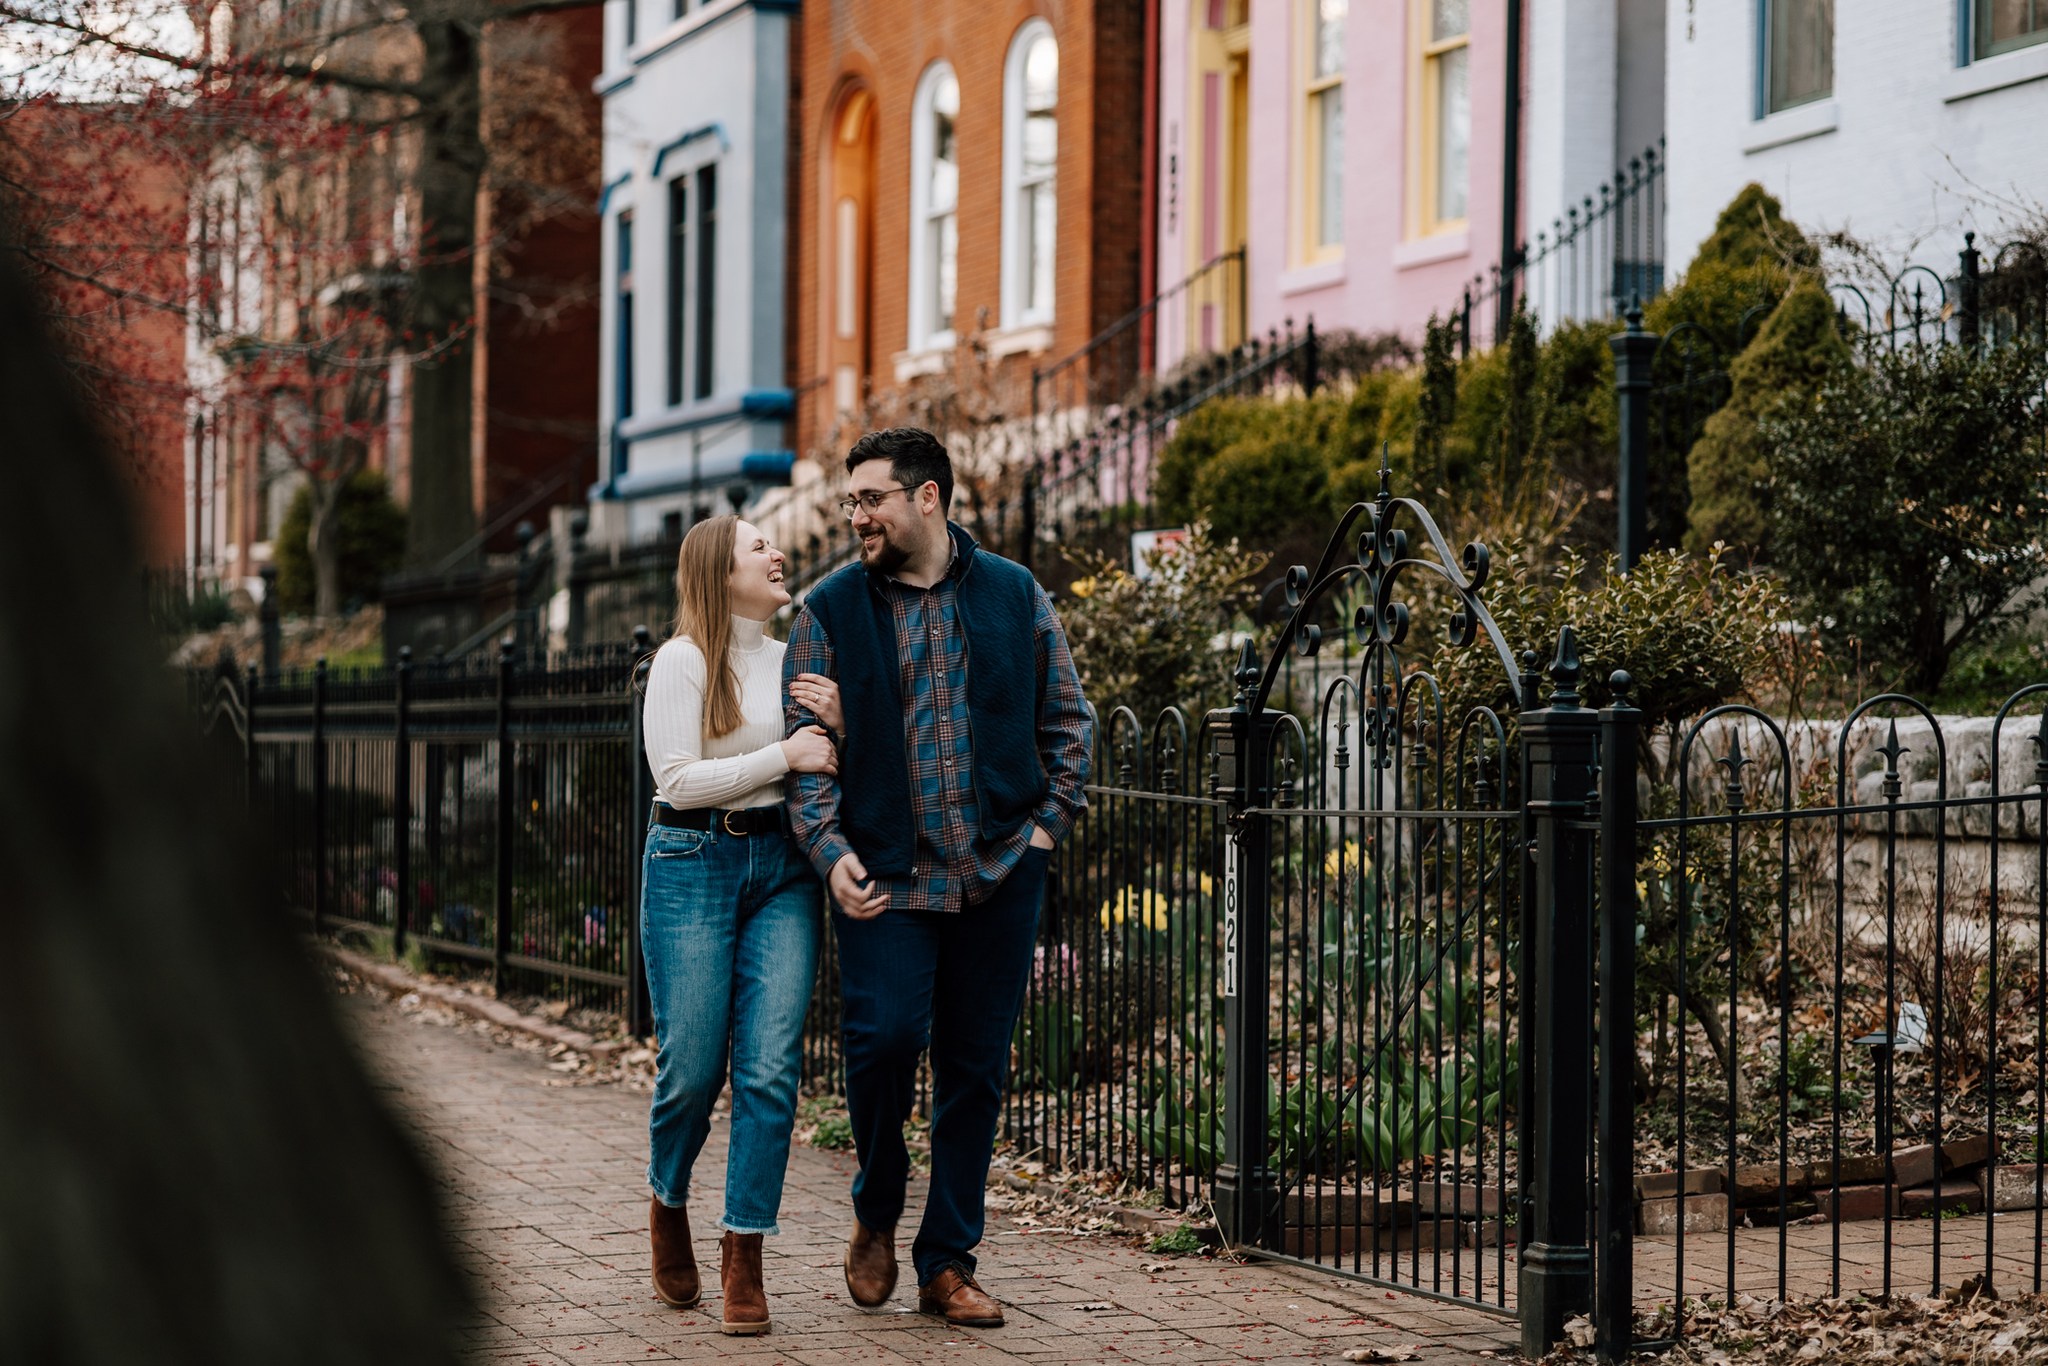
[651,804,786,836]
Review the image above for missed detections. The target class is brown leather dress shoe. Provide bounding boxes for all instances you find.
[719,1231,771,1335]
[844,1220,897,1308]
[917,1265,1005,1328]
[649,1197,699,1310]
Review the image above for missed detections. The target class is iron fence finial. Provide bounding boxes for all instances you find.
[1232,637,1260,710]
[1548,626,1582,707]
[1608,669,1634,706]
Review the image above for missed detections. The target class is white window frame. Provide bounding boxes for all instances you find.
[907,60,961,354]
[1001,19,1059,330]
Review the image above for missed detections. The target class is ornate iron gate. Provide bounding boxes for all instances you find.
[1207,459,1537,1317]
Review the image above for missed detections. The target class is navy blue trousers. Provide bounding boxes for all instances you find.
[830,846,1048,1287]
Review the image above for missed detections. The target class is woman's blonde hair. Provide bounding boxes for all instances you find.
[671,514,745,739]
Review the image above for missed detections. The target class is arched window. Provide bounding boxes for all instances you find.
[1001,21,1058,329]
[908,61,960,351]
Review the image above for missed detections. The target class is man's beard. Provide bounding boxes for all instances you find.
[860,527,912,574]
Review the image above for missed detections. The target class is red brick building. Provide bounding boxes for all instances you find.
[794,0,1150,455]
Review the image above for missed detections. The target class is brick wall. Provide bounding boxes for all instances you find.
[794,0,1147,458]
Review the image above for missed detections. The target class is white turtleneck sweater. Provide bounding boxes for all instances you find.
[642,615,791,811]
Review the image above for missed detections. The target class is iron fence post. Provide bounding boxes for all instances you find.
[1301,318,1321,396]
[625,625,656,1039]
[1595,673,1641,1362]
[244,662,259,815]
[312,656,328,936]
[1958,231,1982,353]
[393,646,413,960]
[493,636,515,996]
[1209,642,1281,1250]
[1610,307,1657,571]
[1022,370,1041,583]
[1520,627,1599,1358]
[260,563,281,678]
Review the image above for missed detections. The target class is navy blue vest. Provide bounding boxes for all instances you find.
[803,524,1045,876]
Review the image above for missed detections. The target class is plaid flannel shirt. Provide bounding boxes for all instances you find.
[782,547,1091,912]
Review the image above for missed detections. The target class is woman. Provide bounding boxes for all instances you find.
[639,515,841,1336]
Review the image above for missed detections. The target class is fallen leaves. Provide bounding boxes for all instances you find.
[1543,1288,2048,1364]
[1340,1346,1421,1362]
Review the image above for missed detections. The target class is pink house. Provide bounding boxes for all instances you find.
[1153,0,1667,368]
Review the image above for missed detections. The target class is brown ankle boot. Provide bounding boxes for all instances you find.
[649,1197,699,1309]
[719,1231,771,1335]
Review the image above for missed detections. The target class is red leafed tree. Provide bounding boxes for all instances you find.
[2,0,601,612]
[0,94,198,571]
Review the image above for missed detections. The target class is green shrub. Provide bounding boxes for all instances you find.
[274,470,407,615]
[1193,432,1329,548]
[1764,339,2048,693]
[1060,522,1270,723]
[1684,279,1851,556]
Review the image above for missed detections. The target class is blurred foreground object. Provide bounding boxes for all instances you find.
[0,188,472,1362]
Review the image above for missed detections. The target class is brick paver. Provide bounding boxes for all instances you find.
[342,990,1520,1364]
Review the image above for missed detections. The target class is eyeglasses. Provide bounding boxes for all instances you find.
[837,485,916,519]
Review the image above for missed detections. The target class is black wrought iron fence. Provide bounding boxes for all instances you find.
[198,641,657,1022]
[1597,695,2048,1348]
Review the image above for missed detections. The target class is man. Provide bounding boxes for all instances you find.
[782,426,1091,1328]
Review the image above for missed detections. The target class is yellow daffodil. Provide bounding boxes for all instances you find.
[1099,886,1171,933]
[1068,576,1098,600]
[1197,872,1216,898]
[1323,838,1370,880]
[1635,879,1649,904]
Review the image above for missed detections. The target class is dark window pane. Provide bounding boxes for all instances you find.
[666,178,686,407]
[694,165,717,400]
[1768,0,1833,113]
[1979,0,2048,58]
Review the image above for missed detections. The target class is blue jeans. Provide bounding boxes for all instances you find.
[640,816,822,1234]
[831,845,1049,1286]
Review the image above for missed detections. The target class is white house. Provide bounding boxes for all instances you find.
[591,0,799,544]
[1665,1,2048,277]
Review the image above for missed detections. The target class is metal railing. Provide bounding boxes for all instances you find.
[1443,140,1665,354]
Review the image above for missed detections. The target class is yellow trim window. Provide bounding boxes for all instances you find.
[1417,0,1469,235]
[1302,0,1345,261]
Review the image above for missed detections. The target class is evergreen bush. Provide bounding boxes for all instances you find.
[274,470,408,615]
[1683,280,1850,557]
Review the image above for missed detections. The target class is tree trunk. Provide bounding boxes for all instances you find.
[403,19,485,571]
[308,477,345,618]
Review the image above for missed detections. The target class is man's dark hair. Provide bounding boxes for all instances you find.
[846,426,953,511]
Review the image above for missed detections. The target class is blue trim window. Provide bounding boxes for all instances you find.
[1973,0,2048,60]
[665,177,687,407]
[616,211,636,427]
[663,164,720,409]
[694,164,717,401]
[1759,0,1833,117]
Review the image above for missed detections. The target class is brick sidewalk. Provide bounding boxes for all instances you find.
[342,990,1520,1364]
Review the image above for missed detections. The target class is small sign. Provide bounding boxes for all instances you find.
[1130,526,1191,580]
[1222,832,1241,998]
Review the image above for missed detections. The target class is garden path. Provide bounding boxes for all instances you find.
[342,989,1521,1364]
